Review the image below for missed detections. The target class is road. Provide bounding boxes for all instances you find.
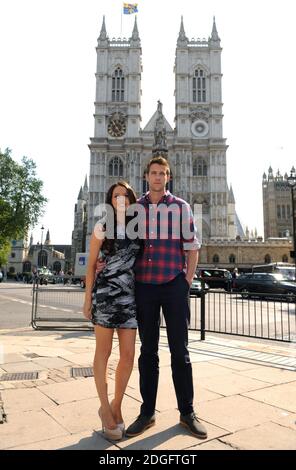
[0,281,295,342]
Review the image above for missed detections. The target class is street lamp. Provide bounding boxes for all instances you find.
[287,167,296,281]
[39,225,45,268]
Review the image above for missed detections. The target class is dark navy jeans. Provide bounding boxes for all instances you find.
[135,272,194,417]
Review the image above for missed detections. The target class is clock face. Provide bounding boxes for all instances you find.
[191,119,209,138]
[108,116,126,137]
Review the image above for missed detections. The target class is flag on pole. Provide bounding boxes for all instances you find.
[123,3,138,15]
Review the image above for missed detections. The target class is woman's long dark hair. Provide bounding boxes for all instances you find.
[101,180,137,255]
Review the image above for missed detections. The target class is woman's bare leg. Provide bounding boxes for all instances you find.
[111,328,137,423]
[93,325,117,429]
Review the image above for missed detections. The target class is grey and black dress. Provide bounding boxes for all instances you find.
[91,238,141,329]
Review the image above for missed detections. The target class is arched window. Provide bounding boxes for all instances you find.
[193,68,206,103]
[112,67,125,102]
[282,255,289,263]
[264,254,271,264]
[53,261,62,273]
[229,254,236,264]
[213,254,219,264]
[282,205,286,219]
[193,158,207,176]
[109,157,123,177]
[38,250,48,268]
[23,261,31,273]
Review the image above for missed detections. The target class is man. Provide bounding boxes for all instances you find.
[95,156,207,439]
[125,156,207,439]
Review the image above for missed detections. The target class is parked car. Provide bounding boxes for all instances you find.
[190,275,210,297]
[232,272,296,301]
[38,268,56,285]
[190,274,210,297]
[196,268,232,291]
[0,271,3,283]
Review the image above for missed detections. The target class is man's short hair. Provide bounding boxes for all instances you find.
[147,156,170,175]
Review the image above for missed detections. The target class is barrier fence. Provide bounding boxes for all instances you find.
[31,282,296,342]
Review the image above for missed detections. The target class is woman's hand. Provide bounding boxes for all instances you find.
[83,299,92,320]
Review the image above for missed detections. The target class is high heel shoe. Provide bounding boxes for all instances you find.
[98,408,123,441]
[110,400,125,433]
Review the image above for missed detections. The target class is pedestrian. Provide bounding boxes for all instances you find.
[95,156,208,440]
[124,156,207,439]
[83,180,141,441]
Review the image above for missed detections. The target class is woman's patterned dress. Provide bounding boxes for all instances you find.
[91,238,141,329]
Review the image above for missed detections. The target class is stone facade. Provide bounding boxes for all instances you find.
[71,177,88,267]
[262,168,295,239]
[200,237,293,270]
[83,16,243,252]
[6,231,71,276]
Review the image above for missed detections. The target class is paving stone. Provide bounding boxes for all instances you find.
[198,395,294,433]
[271,413,296,431]
[44,398,102,434]
[37,377,99,404]
[9,431,119,450]
[1,361,46,373]
[187,439,235,450]
[237,367,296,384]
[192,362,237,379]
[211,358,267,371]
[30,357,73,369]
[1,388,56,412]
[243,381,296,413]
[220,422,296,450]
[0,353,28,364]
[26,347,73,358]
[0,410,69,449]
[197,372,270,396]
[117,405,230,450]
[60,352,94,365]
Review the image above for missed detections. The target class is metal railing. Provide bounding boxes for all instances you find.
[31,281,92,330]
[191,290,296,343]
[31,281,296,341]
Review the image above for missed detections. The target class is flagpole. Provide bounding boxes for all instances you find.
[120,6,123,37]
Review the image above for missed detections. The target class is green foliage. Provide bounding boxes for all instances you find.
[0,148,47,264]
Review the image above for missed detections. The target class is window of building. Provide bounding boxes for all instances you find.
[11,252,15,258]
[277,205,281,219]
[142,172,148,194]
[282,205,286,219]
[193,158,207,176]
[193,69,206,103]
[109,157,123,177]
[53,261,62,273]
[213,254,219,264]
[264,254,271,264]
[282,254,288,262]
[38,250,48,268]
[287,205,291,218]
[229,254,236,263]
[23,261,31,273]
[112,67,125,102]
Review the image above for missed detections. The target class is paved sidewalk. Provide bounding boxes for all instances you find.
[0,327,296,450]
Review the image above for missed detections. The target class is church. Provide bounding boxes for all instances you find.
[72,15,244,261]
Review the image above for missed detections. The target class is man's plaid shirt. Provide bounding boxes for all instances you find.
[135,191,200,284]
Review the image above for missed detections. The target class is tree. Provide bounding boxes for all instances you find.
[0,148,47,264]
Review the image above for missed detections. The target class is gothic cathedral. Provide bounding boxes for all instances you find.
[73,16,242,257]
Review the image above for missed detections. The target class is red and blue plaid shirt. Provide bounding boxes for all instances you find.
[135,191,200,284]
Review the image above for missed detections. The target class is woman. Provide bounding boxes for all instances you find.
[83,181,141,441]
